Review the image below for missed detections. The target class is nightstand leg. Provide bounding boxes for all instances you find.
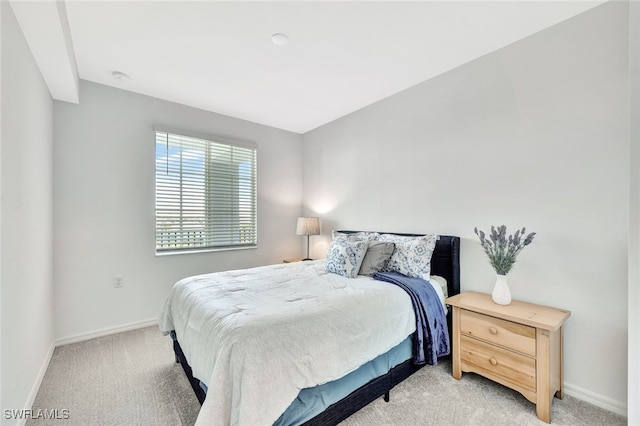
[536,401,552,424]
[452,307,462,380]
[556,327,564,399]
[536,329,552,423]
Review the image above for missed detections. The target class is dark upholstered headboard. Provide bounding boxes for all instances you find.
[337,231,461,298]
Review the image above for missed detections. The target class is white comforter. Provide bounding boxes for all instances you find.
[159,260,416,426]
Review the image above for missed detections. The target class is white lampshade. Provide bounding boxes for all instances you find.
[296,217,320,236]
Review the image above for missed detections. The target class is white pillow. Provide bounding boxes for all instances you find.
[430,275,448,299]
[379,234,438,281]
[429,275,448,313]
[325,239,368,278]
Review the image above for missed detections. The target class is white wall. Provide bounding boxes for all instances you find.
[53,81,302,341]
[302,1,628,414]
[1,2,55,423]
[1,0,3,413]
[628,0,639,423]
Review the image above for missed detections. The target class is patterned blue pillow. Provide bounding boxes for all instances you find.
[332,230,380,242]
[379,234,438,280]
[325,239,369,278]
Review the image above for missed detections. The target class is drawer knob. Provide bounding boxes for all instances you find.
[489,358,498,366]
[489,327,498,335]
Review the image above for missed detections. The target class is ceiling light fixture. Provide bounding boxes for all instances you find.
[111,71,130,82]
[271,33,289,46]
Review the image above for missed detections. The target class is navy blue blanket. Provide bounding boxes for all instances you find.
[373,272,450,365]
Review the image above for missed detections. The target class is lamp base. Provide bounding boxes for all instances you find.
[301,258,312,261]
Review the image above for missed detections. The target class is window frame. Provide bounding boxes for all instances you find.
[154,126,258,255]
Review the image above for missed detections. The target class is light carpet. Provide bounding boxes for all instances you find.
[27,326,625,426]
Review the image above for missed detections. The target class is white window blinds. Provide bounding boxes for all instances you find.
[155,130,257,253]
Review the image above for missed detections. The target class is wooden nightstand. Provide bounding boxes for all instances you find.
[446,291,571,423]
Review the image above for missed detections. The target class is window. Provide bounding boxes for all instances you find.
[155,130,257,253]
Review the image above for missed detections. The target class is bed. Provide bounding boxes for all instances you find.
[160,231,460,426]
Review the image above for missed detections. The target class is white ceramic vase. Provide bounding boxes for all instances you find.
[492,274,512,305]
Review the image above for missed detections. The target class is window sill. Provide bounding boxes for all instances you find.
[155,245,257,257]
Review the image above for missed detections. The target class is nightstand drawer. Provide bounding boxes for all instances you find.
[460,335,536,392]
[460,310,536,356]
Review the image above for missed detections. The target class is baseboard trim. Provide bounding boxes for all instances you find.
[17,342,55,426]
[564,382,627,417]
[55,318,158,347]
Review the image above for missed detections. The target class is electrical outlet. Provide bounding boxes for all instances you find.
[114,277,123,288]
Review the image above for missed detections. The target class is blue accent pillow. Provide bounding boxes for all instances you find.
[326,239,368,278]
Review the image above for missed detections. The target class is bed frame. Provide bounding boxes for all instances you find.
[172,232,460,425]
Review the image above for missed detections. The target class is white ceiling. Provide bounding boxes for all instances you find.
[12,1,606,134]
